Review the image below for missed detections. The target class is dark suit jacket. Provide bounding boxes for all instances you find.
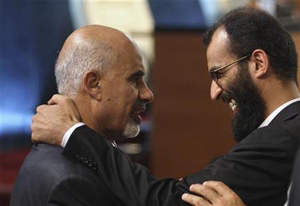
[62,101,300,206]
[10,144,124,206]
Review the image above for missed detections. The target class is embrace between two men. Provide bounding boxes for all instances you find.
[11,7,300,206]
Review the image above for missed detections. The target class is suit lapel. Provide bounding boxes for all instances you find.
[269,101,300,126]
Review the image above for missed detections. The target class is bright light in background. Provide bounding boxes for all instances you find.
[0,49,40,137]
[0,0,74,140]
[0,112,33,135]
[69,0,155,80]
[83,0,154,33]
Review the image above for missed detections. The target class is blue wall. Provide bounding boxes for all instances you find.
[0,0,73,149]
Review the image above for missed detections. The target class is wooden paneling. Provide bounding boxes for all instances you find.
[150,32,235,179]
[291,32,300,88]
[294,0,300,12]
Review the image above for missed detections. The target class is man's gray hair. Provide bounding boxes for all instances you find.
[55,42,116,97]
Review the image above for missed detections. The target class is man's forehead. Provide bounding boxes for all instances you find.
[206,27,232,69]
[207,28,229,55]
[216,28,229,41]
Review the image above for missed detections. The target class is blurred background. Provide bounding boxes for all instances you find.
[0,0,300,205]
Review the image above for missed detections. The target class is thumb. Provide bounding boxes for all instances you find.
[48,94,64,105]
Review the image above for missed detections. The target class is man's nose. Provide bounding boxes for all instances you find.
[140,84,154,104]
[210,81,223,101]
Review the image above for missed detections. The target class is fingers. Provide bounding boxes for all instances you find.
[182,184,217,206]
[189,184,218,202]
[47,95,80,121]
[202,181,246,206]
[182,193,211,206]
[31,97,80,146]
[203,181,232,196]
[36,104,47,113]
[31,116,36,143]
[182,182,245,206]
[31,112,41,143]
[48,94,67,105]
[48,94,58,105]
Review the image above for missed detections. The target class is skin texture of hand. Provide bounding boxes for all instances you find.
[182,181,246,206]
[31,94,81,146]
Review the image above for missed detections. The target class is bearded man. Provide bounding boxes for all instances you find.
[30,8,300,206]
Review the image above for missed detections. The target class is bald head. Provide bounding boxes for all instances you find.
[55,25,132,97]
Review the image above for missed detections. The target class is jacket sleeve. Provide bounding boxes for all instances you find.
[62,125,190,206]
[63,124,298,206]
[182,124,297,206]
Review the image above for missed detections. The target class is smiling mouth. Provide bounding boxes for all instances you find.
[221,95,237,112]
[131,107,146,124]
[229,99,237,111]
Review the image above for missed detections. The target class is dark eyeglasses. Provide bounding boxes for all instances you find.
[209,54,251,83]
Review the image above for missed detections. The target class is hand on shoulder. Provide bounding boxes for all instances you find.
[182,181,245,206]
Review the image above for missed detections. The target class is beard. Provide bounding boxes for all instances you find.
[122,99,145,138]
[222,64,266,142]
[122,117,140,138]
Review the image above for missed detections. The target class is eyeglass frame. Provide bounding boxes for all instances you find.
[209,54,252,83]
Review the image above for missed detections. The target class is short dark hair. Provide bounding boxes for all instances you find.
[203,7,298,84]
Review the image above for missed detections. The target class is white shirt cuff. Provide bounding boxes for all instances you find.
[61,122,85,148]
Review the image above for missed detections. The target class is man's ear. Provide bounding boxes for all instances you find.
[251,49,270,78]
[83,71,102,101]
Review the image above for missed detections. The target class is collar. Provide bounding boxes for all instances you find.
[112,140,118,147]
[259,98,300,128]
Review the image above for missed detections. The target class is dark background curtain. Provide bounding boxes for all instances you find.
[0,0,74,150]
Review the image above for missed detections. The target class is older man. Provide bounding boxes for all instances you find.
[30,7,300,206]
[10,25,154,205]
